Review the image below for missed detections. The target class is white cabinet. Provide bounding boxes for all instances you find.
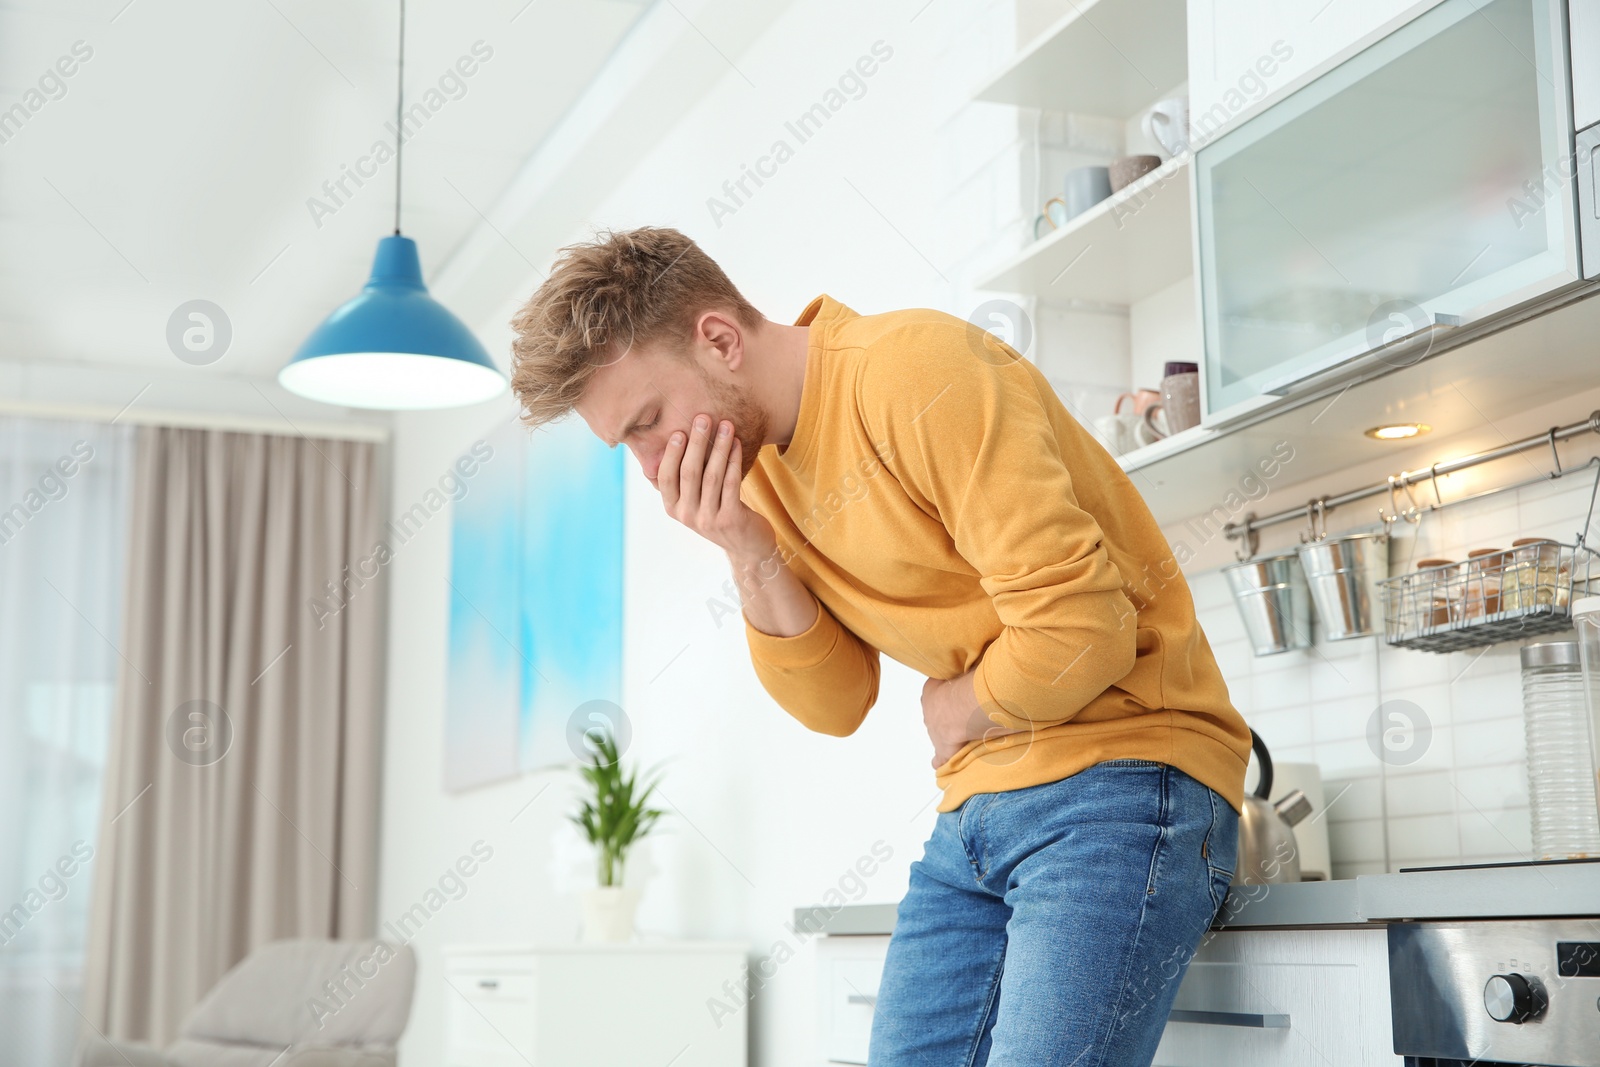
[1152,927,1400,1066]
[814,935,889,1065]
[442,942,748,1067]
[1186,0,1440,141]
[817,927,1398,1066]
[1192,0,1582,425]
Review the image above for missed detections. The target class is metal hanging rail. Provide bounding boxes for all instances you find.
[1224,409,1600,558]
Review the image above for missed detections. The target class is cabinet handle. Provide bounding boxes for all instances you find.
[846,993,876,1006]
[1259,313,1461,398]
[478,979,500,990]
[1167,1008,1289,1028]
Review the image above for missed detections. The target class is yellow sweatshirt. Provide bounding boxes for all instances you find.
[740,294,1252,815]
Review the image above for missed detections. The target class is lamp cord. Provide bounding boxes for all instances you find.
[394,0,405,235]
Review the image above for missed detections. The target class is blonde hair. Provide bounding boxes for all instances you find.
[508,226,763,428]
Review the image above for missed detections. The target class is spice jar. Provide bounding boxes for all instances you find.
[1414,559,1455,628]
[1461,547,1507,619]
[1503,537,1562,611]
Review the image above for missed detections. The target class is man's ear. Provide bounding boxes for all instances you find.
[698,310,745,372]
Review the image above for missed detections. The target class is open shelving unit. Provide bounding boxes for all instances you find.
[969,0,1202,475]
[973,0,1189,117]
[973,155,1191,305]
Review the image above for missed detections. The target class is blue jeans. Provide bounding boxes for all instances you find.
[868,759,1240,1067]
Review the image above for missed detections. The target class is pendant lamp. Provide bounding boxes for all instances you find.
[279,0,506,410]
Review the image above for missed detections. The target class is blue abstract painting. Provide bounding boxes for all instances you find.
[444,415,624,791]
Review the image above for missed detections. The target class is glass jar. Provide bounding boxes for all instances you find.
[1520,641,1600,860]
[1414,558,1454,629]
[1503,537,1562,612]
[1460,547,1506,620]
[1576,597,1600,847]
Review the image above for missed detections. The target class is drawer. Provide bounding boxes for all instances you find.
[1152,929,1398,1067]
[444,968,535,1067]
[817,936,889,1066]
[1155,960,1359,1067]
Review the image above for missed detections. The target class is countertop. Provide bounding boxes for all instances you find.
[793,860,1600,934]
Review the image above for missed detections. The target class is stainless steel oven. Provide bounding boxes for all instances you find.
[1389,919,1600,1066]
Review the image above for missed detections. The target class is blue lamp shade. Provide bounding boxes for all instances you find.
[280,235,507,410]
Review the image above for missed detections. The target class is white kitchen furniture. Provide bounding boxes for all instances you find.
[801,864,1600,1066]
[1186,0,1435,136]
[814,932,891,1065]
[1194,0,1585,426]
[1152,927,1398,1066]
[802,922,1396,1066]
[968,0,1600,516]
[442,941,748,1067]
[972,0,1196,307]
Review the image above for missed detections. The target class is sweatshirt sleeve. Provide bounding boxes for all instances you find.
[859,320,1138,730]
[743,593,881,737]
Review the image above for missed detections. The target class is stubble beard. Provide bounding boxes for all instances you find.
[701,371,769,479]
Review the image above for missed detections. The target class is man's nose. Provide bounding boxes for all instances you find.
[633,445,659,483]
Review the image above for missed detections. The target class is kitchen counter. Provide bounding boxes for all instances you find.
[794,860,1600,934]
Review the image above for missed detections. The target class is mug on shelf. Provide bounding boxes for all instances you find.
[1142,97,1190,159]
[1093,411,1143,455]
[1092,387,1171,455]
[1109,153,1161,192]
[1033,196,1071,239]
[1116,388,1163,417]
[1062,165,1113,220]
[1159,361,1201,434]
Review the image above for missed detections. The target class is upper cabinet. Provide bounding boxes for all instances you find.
[1193,0,1584,425]
[1187,0,1437,137]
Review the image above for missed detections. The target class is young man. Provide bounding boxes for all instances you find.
[509,226,1252,1066]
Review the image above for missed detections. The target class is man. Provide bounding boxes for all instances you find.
[509,225,1251,1066]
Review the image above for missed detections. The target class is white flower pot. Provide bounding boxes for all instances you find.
[579,885,641,943]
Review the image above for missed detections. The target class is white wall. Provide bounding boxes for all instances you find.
[376,3,1035,1065]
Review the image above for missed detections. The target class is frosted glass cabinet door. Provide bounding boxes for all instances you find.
[1195,0,1580,425]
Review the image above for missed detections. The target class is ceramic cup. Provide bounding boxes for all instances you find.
[1062,165,1112,220]
[1160,361,1201,433]
[1109,153,1161,192]
[1116,388,1162,416]
[1093,412,1139,455]
[1142,97,1190,158]
[1033,196,1071,239]
[1114,390,1167,447]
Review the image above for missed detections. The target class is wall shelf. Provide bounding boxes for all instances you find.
[975,155,1191,305]
[973,0,1189,118]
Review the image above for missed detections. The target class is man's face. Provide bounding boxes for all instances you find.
[574,344,769,485]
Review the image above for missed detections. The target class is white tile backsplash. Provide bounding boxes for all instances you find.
[1186,467,1599,874]
[1387,813,1462,865]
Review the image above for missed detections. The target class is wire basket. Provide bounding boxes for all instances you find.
[1379,541,1600,652]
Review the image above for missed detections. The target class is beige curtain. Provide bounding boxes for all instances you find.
[82,426,386,1046]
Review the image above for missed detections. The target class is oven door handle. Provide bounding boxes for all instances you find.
[1167,1008,1291,1028]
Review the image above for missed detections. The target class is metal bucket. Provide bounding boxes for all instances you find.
[1296,531,1388,641]
[1223,552,1313,656]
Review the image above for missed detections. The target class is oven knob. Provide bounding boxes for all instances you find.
[1484,973,1543,1023]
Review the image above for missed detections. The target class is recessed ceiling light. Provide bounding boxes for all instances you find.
[1364,423,1431,440]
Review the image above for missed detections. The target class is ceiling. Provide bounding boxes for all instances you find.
[0,0,653,386]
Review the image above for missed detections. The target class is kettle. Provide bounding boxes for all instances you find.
[1232,729,1314,885]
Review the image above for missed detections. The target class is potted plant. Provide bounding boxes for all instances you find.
[569,726,666,943]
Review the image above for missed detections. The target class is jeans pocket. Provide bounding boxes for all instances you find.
[1206,864,1234,916]
[1201,791,1240,914]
